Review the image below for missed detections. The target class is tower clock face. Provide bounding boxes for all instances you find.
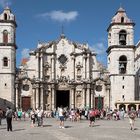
[58,54,68,65]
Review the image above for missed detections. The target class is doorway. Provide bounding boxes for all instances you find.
[56,90,69,108]
[95,96,104,110]
[22,97,31,111]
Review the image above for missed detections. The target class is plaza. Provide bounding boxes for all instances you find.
[0,117,140,140]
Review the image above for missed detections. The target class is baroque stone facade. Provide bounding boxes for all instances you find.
[16,34,110,111]
[1,7,140,111]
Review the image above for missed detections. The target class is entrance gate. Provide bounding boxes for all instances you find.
[22,97,31,111]
[56,90,69,108]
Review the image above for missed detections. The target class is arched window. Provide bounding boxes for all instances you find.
[77,68,81,75]
[4,13,7,20]
[119,30,127,45]
[108,57,110,64]
[23,84,29,91]
[3,30,8,44]
[119,55,127,74]
[121,17,124,23]
[3,57,8,67]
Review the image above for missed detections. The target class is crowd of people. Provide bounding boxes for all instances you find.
[0,106,139,131]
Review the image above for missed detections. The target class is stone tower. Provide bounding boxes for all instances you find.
[107,7,135,110]
[0,7,17,105]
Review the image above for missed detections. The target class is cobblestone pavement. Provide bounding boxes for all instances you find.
[0,117,140,140]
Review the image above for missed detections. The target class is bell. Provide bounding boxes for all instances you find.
[120,35,125,41]
[120,63,125,69]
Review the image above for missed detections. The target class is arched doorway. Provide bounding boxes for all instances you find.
[95,96,104,110]
[22,97,31,111]
[119,104,126,111]
[128,104,136,111]
[56,90,69,108]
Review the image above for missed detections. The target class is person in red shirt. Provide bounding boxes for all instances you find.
[89,108,96,127]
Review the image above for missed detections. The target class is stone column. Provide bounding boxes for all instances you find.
[86,54,90,79]
[51,55,55,80]
[82,84,86,108]
[32,87,36,109]
[40,84,44,109]
[51,84,55,110]
[126,104,128,112]
[70,86,75,109]
[15,84,19,110]
[71,55,75,80]
[35,84,39,109]
[40,53,43,78]
[86,84,90,108]
[136,104,139,111]
[105,83,111,110]
[82,54,86,79]
[93,90,95,109]
[90,90,93,108]
[19,90,22,109]
[116,104,119,110]
[37,53,40,79]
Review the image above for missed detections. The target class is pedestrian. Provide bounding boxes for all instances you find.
[37,107,44,127]
[6,107,13,131]
[17,109,22,120]
[120,108,125,120]
[30,109,35,127]
[89,108,96,127]
[0,109,3,125]
[58,106,65,129]
[128,107,136,130]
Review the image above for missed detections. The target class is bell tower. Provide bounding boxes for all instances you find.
[0,7,17,105]
[107,7,135,110]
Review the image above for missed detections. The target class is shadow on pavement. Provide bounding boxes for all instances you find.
[42,125,52,127]
[13,128,26,132]
[92,125,100,127]
[0,127,6,130]
[65,126,73,128]
[134,128,138,130]
[28,132,40,135]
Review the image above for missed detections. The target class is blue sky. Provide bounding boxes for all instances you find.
[0,0,140,67]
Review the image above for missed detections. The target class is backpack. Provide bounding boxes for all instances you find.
[89,111,96,117]
[129,113,135,119]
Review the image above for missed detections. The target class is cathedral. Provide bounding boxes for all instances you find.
[0,7,140,111]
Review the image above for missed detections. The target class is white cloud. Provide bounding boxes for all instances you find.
[37,10,78,22]
[21,48,30,58]
[91,42,106,55]
[89,42,107,66]
[0,0,11,8]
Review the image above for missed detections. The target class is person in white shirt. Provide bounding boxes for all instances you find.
[58,106,65,129]
[37,107,44,127]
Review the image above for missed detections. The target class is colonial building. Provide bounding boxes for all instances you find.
[0,7,17,110]
[0,7,140,111]
[15,34,110,111]
[107,7,135,110]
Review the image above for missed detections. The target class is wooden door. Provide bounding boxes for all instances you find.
[22,97,31,111]
[95,97,104,110]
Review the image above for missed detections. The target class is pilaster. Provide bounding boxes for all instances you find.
[35,84,39,109]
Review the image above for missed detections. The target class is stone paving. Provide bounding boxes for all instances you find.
[0,117,140,140]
